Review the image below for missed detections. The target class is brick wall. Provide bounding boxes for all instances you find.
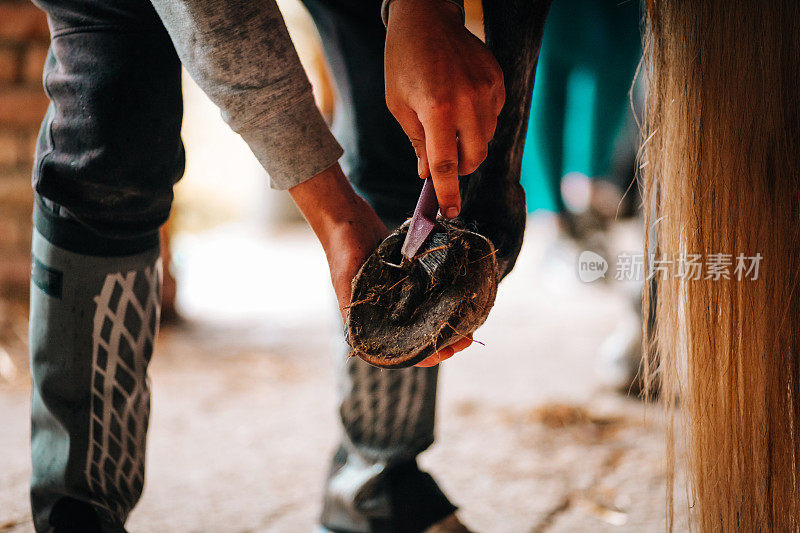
[0,0,49,300]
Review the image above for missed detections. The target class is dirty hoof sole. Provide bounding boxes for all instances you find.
[347,221,498,368]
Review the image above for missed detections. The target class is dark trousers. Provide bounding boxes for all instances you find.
[33,0,183,246]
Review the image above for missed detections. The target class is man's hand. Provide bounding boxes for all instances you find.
[385,0,504,219]
[289,163,473,366]
[325,212,389,323]
[289,164,388,322]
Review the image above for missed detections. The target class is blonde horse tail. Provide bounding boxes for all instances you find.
[643,2,800,530]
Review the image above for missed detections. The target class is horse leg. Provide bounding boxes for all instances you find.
[460,0,552,278]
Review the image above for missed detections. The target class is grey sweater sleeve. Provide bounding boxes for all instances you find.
[149,0,343,190]
[380,0,464,26]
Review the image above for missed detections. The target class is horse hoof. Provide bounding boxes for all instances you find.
[347,219,499,368]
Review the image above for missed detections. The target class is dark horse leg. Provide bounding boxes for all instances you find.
[461,0,552,278]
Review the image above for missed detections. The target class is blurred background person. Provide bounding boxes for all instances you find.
[520,0,646,393]
[522,0,642,233]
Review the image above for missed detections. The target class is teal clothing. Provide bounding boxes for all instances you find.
[521,0,642,212]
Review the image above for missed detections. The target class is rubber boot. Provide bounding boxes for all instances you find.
[29,226,161,532]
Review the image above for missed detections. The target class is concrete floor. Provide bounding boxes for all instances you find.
[0,218,689,532]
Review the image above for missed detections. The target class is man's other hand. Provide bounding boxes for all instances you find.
[385,0,504,219]
[288,164,388,322]
[325,208,389,323]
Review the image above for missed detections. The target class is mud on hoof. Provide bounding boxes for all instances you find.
[346,219,499,368]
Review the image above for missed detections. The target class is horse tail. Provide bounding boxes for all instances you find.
[643,2,800,529]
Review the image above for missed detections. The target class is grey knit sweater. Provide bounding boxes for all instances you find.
[148,0,464,190]
[149,0,341,190]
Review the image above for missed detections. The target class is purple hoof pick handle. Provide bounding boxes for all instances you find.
[399,177,439,266]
